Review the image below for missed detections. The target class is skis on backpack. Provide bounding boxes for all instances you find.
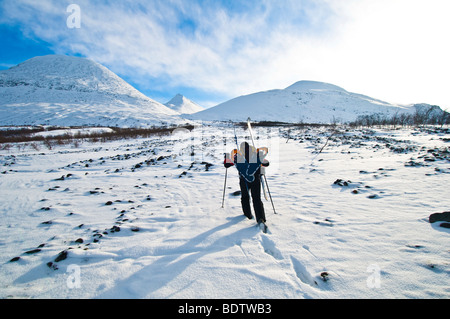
[246,118,268,200]
[247,118,277,215]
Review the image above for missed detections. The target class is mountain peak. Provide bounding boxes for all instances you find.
[167,93,186,105]
[165,94,204,114]
[1,54,145,98]
[0,55,180,126]
[285,80,346,92]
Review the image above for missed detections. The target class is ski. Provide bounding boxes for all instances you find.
[263,174,277,215]
[247,117,257,148]
[247,118,269,200]
[261,173,269,201]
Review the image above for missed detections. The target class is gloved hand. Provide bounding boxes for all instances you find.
[262,159,270,167]
[224,158,234,168]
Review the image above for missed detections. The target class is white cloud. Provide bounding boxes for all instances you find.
[2,0,449,110]
[316,0,450,109]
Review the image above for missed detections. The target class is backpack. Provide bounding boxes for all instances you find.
[233,142,268,183]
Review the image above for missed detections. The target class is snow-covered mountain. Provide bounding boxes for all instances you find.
[164,94,204,114]
[0,55,181,127]
[187,80,432,124]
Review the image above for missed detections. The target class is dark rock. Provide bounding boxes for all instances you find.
[320,272,329,282]
[47,261,58,270]
[10,256,20,262]
[75,238,84,243]
[429,211,450,223]
[179,171,187,178]
[105,201,113,206]
[333,179,349,186]
[25,249,41,254]
[54,250,68,262]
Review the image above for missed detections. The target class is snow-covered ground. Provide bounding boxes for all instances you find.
[0,123,449,299]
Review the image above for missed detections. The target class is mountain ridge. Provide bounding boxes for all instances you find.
[187,80,444,124]
[0,55,181,127]
[1,56,445,127]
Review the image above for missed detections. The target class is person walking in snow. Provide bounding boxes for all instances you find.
[224,141,269,224]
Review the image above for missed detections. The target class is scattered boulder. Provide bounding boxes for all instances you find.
[110,225,120,233]
[429,211,450,223]
[320,272,329,282]
[333,179,350,186]
[54,250,68,262]
[24,249,41,254]
[429,211,450,229]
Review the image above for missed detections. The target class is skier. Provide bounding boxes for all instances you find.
[224,141,270,224]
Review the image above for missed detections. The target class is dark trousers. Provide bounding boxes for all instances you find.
[240,172,266,223]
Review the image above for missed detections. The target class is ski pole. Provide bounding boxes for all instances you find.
[263,174,277,214]
[222,152,230,208]
[222,167,228,208]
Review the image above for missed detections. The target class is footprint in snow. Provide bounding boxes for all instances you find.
[260,235,283,260]
[290,256,318,287]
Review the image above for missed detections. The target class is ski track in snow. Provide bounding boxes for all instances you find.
[0,124,449,299]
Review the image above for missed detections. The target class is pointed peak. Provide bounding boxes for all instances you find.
[164,94,204,114]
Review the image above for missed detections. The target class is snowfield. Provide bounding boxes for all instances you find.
[0,123,449,299]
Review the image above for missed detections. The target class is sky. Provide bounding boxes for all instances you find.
[0,0,449,110]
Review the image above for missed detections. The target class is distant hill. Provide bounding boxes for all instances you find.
[0,55,181,127]
[187,80,445,124]
[164,94,204,114]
